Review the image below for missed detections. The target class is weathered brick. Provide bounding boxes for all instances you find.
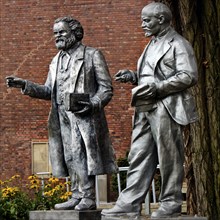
[0,0,150,182]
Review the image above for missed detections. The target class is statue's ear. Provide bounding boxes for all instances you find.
[158,15,165,24]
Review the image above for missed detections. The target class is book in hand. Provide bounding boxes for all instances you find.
[64,93,90,112]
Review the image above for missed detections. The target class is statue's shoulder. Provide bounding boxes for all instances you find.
[84,45,99,55]
[84,45,105,60]
[50,51,61,65]
[170,29,194,53]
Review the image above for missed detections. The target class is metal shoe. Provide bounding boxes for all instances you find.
[101,204,140,217]
[151,205,181,218]
[74,198,96,211]
[54,198,80,210]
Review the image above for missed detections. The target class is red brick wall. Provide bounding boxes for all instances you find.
[0,0,151,181]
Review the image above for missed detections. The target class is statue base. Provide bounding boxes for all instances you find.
[29,209,101,220]
[102,215,207,220]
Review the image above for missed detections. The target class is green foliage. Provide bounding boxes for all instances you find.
[0,175,71,220]
[0,189,31,220]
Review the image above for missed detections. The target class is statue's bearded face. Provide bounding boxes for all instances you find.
[141,7,162,37]
[53,21,77,51]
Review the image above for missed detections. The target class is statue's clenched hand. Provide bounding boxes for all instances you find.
[114,69,135,83]
[6,76,26,89]
[136,83,157,99]
[74,100,92,116]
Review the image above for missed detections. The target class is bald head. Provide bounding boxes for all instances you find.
[142,2,172,24]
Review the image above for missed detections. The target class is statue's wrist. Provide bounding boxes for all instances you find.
[129,71,137,84]
[21,80,27,94]
[90,96,102,113]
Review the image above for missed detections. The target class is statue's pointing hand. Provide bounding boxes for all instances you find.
[114,70,134,83]
[6,76,26,89]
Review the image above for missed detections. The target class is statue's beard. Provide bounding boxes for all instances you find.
[55,35,77,51]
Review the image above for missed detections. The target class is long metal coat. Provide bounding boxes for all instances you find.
[23,44,117,177]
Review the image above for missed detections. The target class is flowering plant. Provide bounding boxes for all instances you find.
[0,174,72,220]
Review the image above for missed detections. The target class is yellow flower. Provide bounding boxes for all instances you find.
[28,175,37,180]
[48,177,59,184]
[44,184,51,189]
[60,184,65,189]
[65,191,72,197]
[30,179,40,185]
[10,192,16,197]
[60,195,68,200]
[44,189,55,197]
[7,188,13,193]
[64,181,71,186]
[11,174,20,180]
[1,187,19,198]
[54,183,65,191]
[8,187,19,193]
[2,192,9,198]
[0,180,3,185]
[60,191,72,200]
[2,188,8,193]
[54,185,60,191]
[30,184,39,190]
[43,191,51,197]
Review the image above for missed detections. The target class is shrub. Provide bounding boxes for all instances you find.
[0,174,71,220]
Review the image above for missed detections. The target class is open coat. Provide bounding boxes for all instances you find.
[23,44,117,177]
[136,28,198,125]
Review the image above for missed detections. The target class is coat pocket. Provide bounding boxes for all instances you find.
[163,58,175,70]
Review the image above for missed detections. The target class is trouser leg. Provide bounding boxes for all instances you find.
[146,101,184,206]
[68,122,95,200]
[117,112,158,211]
[58,105,95,200]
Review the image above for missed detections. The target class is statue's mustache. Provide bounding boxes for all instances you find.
[55,37,66,43]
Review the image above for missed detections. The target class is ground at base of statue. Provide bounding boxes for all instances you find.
[29,210,207,220]
[100,203,207,220]
[29,202,207,220]
[102,215,207,220]
[29,209,102,220]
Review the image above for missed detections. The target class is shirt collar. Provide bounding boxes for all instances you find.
[152,26,171,42]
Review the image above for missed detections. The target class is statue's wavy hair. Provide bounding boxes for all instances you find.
[54,16,84,41]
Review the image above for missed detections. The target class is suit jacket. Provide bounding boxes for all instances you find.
[23,43,117,177]
[136,28,198,125]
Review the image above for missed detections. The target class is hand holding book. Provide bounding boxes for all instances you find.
[64,93,90,114]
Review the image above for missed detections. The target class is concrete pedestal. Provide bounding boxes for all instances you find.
[29,209,101,220]
[102,215,207,220]
[147,216,208,220]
